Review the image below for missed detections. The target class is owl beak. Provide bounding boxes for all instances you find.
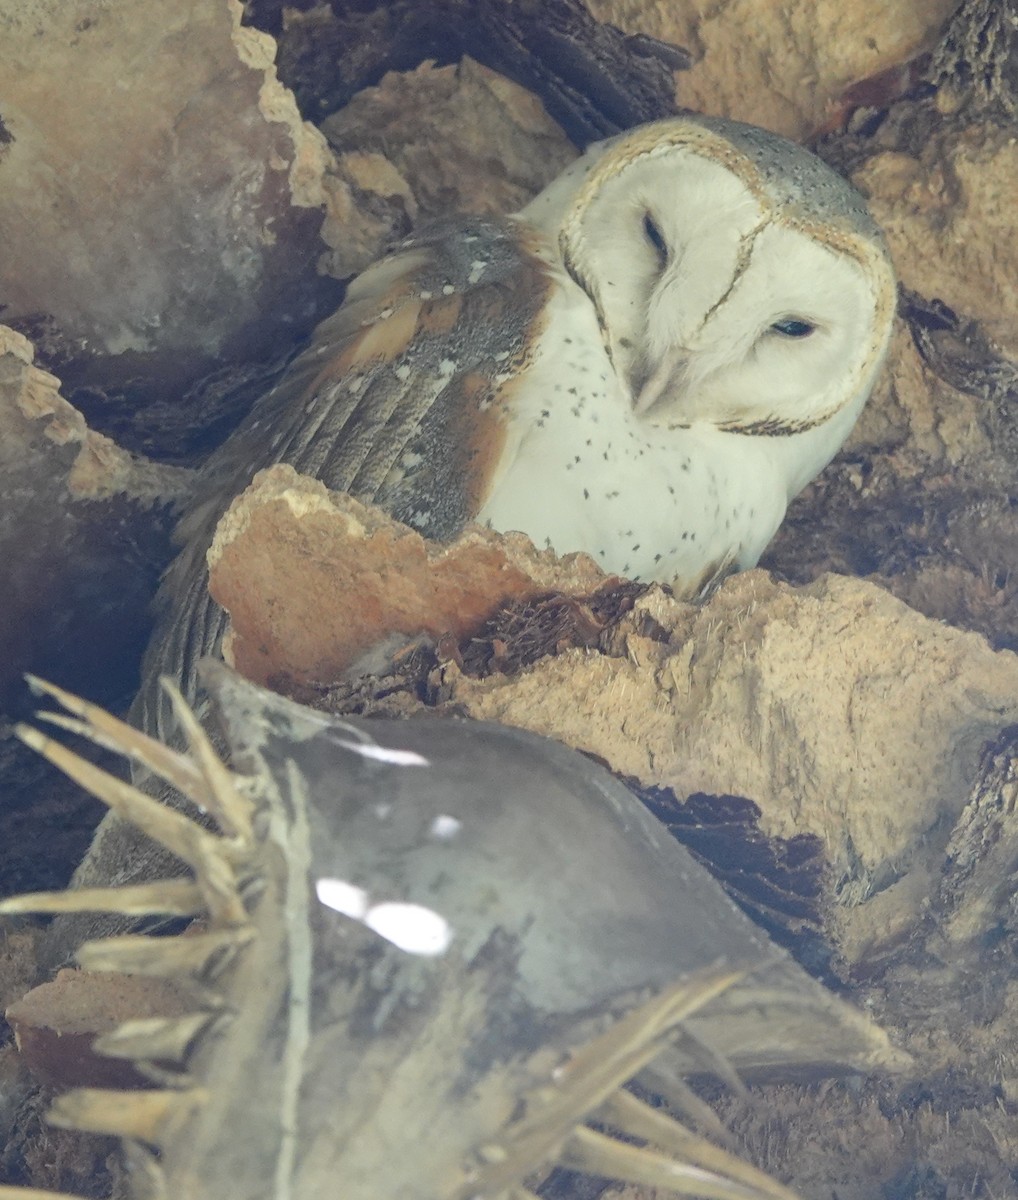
[631,349,687,417]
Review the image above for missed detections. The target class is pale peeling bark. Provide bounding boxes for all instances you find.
[0,0,342,447]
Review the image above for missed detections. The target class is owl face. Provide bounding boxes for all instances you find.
[521,117,896,438]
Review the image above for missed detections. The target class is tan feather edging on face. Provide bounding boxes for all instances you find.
[556,118,896,433]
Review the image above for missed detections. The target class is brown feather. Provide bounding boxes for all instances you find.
[131,215,553,748]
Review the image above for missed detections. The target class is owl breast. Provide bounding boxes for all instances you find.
[476,281,790,595]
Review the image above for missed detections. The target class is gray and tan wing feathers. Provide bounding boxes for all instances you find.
[134,215,552,744]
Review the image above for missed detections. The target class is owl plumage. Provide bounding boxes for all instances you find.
[135,113,894,742]
[44,114,896,963]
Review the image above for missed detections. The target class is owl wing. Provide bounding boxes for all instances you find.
[136,215,554,740]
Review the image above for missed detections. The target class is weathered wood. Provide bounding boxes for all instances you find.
[250,0,685,144]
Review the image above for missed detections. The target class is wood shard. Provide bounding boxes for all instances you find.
[0,329,186,714]
[6,969,198,1090]
[0,1,342,429]
[207,463,610,687]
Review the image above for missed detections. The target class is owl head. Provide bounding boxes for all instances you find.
[520,115,896,449]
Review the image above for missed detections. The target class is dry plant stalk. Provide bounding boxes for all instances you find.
[0,665,907,1200]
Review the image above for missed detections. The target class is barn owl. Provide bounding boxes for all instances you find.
[137,113,894,736]
[46,114,897,961]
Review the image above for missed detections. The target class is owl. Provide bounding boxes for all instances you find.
[136,112,894,738]
[50,116,898,959]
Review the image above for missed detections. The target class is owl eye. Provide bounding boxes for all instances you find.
[642,211,668,266]
[770,317,815,338]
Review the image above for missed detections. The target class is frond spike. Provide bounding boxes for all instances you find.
[471,963,746,1195]
[120,1142,168,1200]
[14,721,247,926]
[0,1189,90,1200]
[673,1023,751,1098]
[93,1012,219,1064]
[559,1125,797,1200]
[637,1060,738,1148]
[25,675,213,810]
[160,675,255,842]
[76,927,254,978]
[598,1090,801,1200]
[15,724,222,873]
[47,1087,207,1148]
[0,880,205,918]
[552,962,746,1114]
